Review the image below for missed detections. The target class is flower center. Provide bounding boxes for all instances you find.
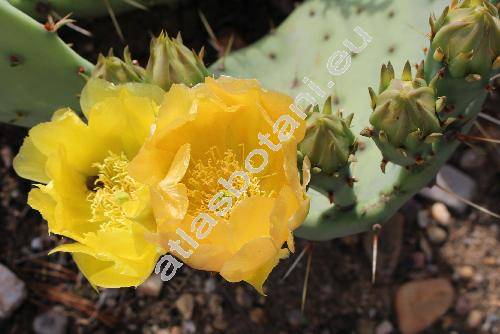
[86,152,146,229]
[184,147,269,218]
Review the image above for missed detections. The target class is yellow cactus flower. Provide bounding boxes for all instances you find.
[129,76,310,293]
[13,78,165,288]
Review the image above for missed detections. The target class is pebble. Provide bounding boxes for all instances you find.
[467,310,484,329]
[208,295,223,316]
[417,210,432,228]
[175,293,194,320]
[482,313,499,331]
[249,307,266,324]
[204,278,216,293]
[454,296,471,315]
[0,263,26,319]
[182,320,196,334]
[212,314,228,331]
[426,225,448,245]
[395,278,454,334]
[30,237,44,251]
[136,275,163,297]
[169,326,182,334]
[456,265,475,280]
[33,307,68,334]
[482,256,496,266]
[419,165,477,214]
[431,203,452,226]
[459,147,487,171]
[235,286,252,308]
[375,320,394,334]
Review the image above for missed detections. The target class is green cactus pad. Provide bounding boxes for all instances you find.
[0,1,93,127]
[212,0,495,241]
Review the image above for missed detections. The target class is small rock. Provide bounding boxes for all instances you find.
[154,329,169,334]
[204,278,216,293]
[419,165,477,213]
[375,320,394,334]
[203,324,214,334]
[169,326,182,334]
[212,314,228,331]
[454,296,471,315]
[467,310,484,329]
[235,286,252,308]
[175,293,194,320]
[33,307,68,334]
[456,265,475,281]
[417,210,432,228]
[208,295,223,316]
[137,275,163,297]
[426,225,447,245]
[30,237,43,251]
[250,307,266,324]
[182,320,196,334]
[482,256,496,266]
[459,147,487,171]
[1,146,12,169]
[0,263,26,319]
[396,278,454,334]
[482,313,500,331]
[431,203,452,226]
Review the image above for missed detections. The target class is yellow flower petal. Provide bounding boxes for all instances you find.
[80,78,164,118]
[13,137,49,183]
[220,237,284,294]
[87,90,158,158]
[28,185,56,224]
[14,80,164,289]
[228,197,275,251]
[27,109,106,176]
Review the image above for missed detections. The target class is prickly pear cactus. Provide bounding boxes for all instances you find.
[211,0,499,240]
[0,1,92,127]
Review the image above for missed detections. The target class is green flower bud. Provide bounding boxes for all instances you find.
[91,48,146,85]
[431,0,500,78]
[299,97,357,174]
[364,61,443,170]
[146,32,210,90]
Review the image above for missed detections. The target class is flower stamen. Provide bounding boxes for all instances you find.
[87,152,146,230]
[184,147,270,218]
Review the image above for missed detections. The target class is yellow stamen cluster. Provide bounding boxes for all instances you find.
[87,152,146,229]
[184,147,268,218]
